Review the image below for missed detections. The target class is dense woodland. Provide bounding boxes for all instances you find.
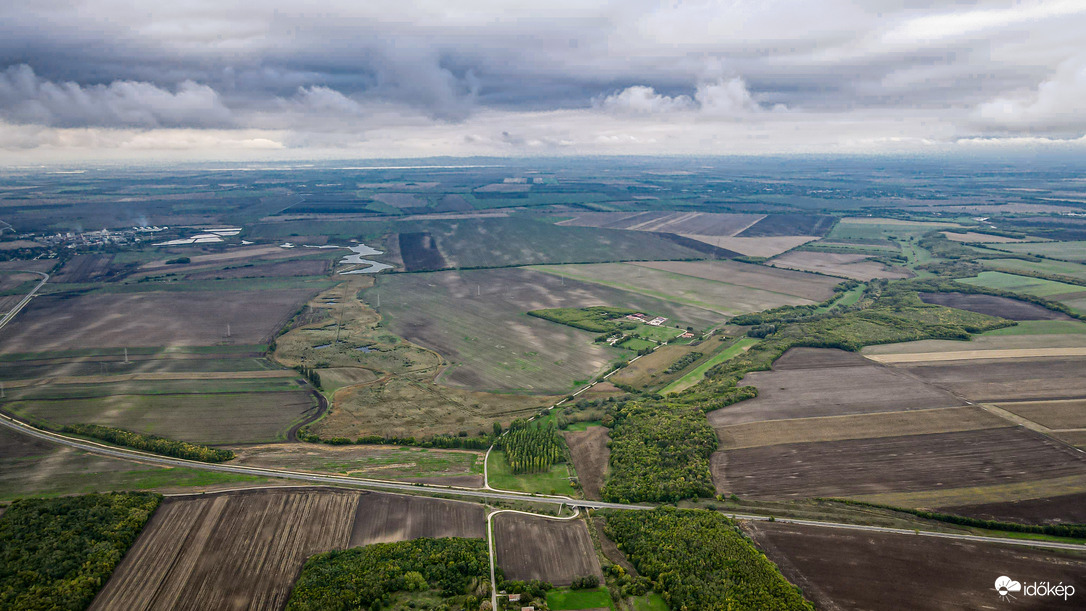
[60,424,236,463]
[0,493,161,611]
[497,420,566,474]
[604,508,812,611]
[286,537,490,611]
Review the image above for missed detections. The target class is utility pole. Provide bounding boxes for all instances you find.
[124,347,129,364]
[226,323,231,338]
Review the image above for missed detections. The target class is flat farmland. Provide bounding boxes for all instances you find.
[316,376,551,440]
[608,341,710,390]
[743,521,1086,611]
[7,388,314,445]
[556,210,763,236]
[716,406,1008,449]
[670,235,817,257]
[92,489,484,611]
[990,239,1086,262]
[983,257,1086,281]
[0,289,317,353]
[707,348,964,428]
[349,492,485,545]
[941,230,1026,243]
[945,492,1086,525]
[737,213,837,237]
[770,251,912,280]
[897,357,1086,402]
[372,267,720,393]
[631,260,839,301]
[918,292,1071,320]
[958,271,1086,301]
[493,514,602,586]
[530,262,817,317]
[231,443,483,487]
[861,322,1086,358]
[717,427,1086,499]
[183,258,329,280]
[563,425,610,500]
[826,217,962,241]
[995,399,1086,430]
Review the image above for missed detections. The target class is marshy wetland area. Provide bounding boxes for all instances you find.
[3,159,1086,610]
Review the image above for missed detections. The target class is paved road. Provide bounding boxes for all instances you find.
[0,271,47,331]
[4,412,1086,552]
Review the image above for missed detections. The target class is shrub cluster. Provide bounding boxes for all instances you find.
[60,423,235,463]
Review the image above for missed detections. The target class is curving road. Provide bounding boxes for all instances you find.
[3,411,1085,553]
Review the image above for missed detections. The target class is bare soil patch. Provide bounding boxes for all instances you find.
[708,349,963,428]
[770,251,912,280]
[738,214,837,237]
[564,426,610,500]
[349,493,485,545]
[919,292,1071,320]
[717,427,1086,499]
[996,399,1086,430]
[632,260,838,301]
[717,406,1007,449]
[0,289,316,353]
[945,491,1086,525]
[493,514,601,586]
[184,259,329,280]
[743,521,1086,611]
[677,235,818,257]
[898,357,1086,402]
[51,254,126,283]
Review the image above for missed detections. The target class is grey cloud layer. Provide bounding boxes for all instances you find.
[0,0,1083,158]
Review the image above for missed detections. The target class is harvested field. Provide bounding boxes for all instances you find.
[398,231,447,271]
[716,427,1086,499]
[897,357,1086,402]
[737,213,836,237]
[531,262,816,317]
[51,254,126,282]
[349,492,484,545]
[631,260,839,301]
[675,235,818,257]
[990,239,1086,262]
[0,271,42,291]
[770,251,911,280]
[918,292,1070,320]
[995,399,1086,430]
[8,390,315,445]
[1056,430,1086,449]
[608,342,706,390]
[91,488,481,611]
[862,326,1086,356]
[743,521,1086,611]
[140,245,293,270]
[0,289,317,353]
[708,348,963,428]
[231,443,483,487]
[317,376,551,440]
[183,259,329,280]
[716,406,1007,449]
[493,514,602,586]
[92,488,358,611]
[556,210,762,236]
[315,366,380,391]
[375,267,719,393]
[941,230,1025,243]
[0,259,54,273]
[563,426,610,500]
[946,492,1086,525]
[866,347,1086,364]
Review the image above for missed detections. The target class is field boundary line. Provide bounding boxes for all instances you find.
[867,347,1086,363]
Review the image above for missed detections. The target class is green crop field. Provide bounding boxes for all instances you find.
[982,320,1086,336]
[983,257,1086,281]
[958,271,1086,298]
[826,218,961,242]
[990,240,1086,262]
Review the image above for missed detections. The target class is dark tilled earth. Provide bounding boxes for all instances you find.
[919,292,1072,321]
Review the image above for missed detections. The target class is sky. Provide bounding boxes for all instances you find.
[0,0,1084,163]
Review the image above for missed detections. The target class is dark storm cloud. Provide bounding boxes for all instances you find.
[0,0,1083,158]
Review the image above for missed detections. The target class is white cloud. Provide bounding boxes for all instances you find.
[695,77,762,115]
[974,59,1086,132]
[598,86,694,113]
[0,64,232,128]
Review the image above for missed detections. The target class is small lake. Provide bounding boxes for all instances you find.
[305,243,393,274]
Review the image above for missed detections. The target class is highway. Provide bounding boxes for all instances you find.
[3,411,1085,553]
[0,271,47,331]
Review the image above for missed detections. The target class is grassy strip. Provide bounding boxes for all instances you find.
[820,498,1086,539]
[603,507,812,610]
[0,493,161,611]
[59,423,235,463]
[547,587,616,610]
[487,450,575,496]
[661,337,759,395]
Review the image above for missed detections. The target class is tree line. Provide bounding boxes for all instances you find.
[497,420,566,474]
[60,423,235,463]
